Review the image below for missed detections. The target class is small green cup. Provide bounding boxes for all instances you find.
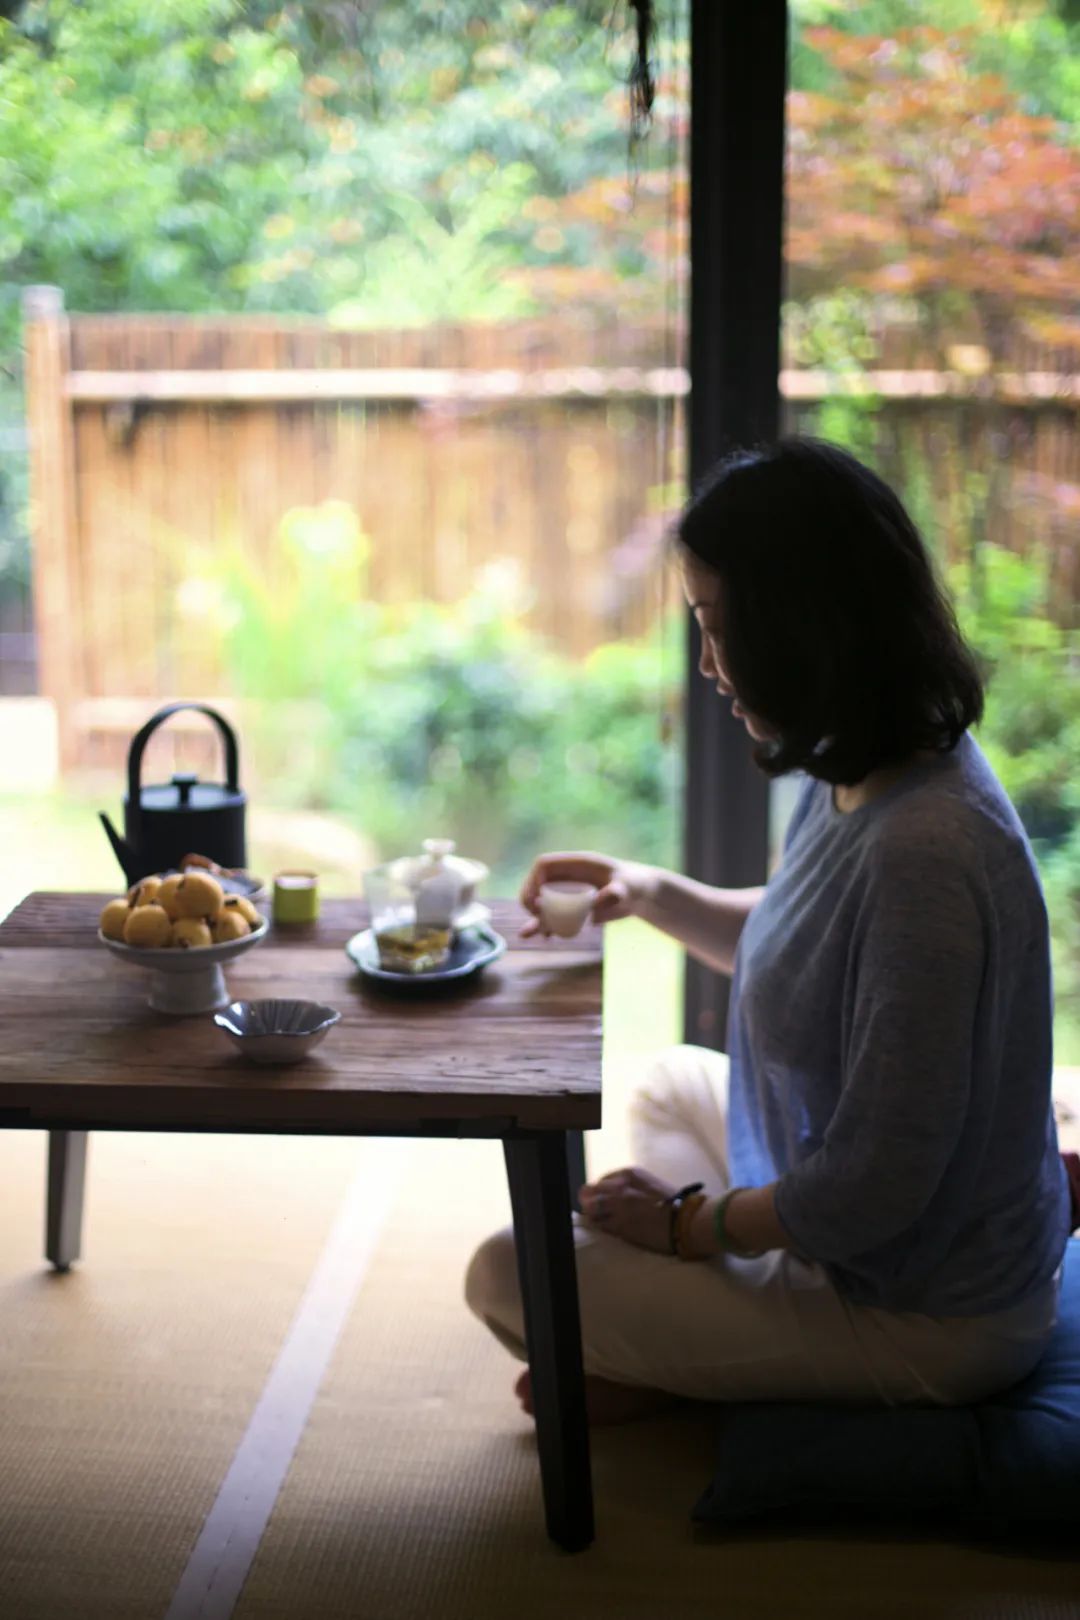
[272,870,319,924]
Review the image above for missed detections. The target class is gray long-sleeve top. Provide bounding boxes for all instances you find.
[727,731,1070,1315]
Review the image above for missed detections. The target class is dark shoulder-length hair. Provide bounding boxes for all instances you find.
[676,436,984,786]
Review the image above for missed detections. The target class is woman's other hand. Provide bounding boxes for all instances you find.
[579,1167,678,1254]
[519,851,655,937]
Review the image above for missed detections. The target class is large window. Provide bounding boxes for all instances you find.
[781,0,1080,1059]
[0,2,692,1059]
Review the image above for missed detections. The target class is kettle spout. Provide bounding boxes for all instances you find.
[100,813,138,886]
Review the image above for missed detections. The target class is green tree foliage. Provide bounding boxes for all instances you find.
[0,0,673,604]
[0,0,647,356]
[789,18,1080,359]
[948,536,1080,1036]
[3,1,1077,357]
[792,0,1080,130]
[951,544,1080,844]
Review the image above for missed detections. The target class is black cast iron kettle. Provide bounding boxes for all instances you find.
[99,702,247,886]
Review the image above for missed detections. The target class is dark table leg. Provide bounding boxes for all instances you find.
[565,1129,587,1213]
[504,1132,594,1552]
[46,1129,88,1271]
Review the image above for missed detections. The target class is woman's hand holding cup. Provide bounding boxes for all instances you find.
[519,851,655,938]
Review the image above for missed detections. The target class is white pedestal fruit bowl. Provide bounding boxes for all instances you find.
[98,918,270,1014]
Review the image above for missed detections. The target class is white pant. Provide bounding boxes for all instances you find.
[465,1046,1060,1405]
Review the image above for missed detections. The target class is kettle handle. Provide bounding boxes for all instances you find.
[126,703,241,828]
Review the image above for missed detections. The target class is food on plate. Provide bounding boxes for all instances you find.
[180,853,224,875]
[100,897,132,941]
[171,917,214,950]
[173,872,224,921]
[123,903,173,949]
[212,910,250,944]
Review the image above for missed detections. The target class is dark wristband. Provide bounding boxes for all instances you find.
[713,1185,765,1259]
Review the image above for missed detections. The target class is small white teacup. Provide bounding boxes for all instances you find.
[537,880,598,939]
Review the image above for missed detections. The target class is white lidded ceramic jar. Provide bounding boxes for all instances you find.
[384,838,490,929]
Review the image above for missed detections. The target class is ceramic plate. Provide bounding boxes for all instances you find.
[345,923,506,987]
[452,900,492,932]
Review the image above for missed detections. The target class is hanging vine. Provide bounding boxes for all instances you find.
[626,0,657,141]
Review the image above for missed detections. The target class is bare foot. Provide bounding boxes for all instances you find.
[514,1367,676,1426]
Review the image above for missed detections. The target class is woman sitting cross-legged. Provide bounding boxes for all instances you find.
[465,436,1072,1426]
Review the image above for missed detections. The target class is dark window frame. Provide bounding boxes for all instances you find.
[683,1,788,1047]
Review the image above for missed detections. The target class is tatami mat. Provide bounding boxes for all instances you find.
[1,1103,1078,1620]
[0,1129,367,1620]
[234,1135,1080,1620]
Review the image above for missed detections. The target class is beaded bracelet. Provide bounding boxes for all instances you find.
[665,1181,704,1256]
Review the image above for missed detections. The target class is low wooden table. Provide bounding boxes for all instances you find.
[0,893,603,1551]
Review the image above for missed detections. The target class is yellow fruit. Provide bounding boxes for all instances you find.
[171,917,213,950]
[158,874,184,921]
[174,872,224,921]
[127,876,163,907]
[212,910,250,943]
[123,903,172,949]
[222,894,260,927]
[100,898,132,941]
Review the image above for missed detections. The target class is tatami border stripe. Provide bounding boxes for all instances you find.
[164,1139,413,1620]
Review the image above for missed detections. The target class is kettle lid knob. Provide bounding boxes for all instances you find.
[171,772,198,807]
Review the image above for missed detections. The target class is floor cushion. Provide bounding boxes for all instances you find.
[693,1240,1080,1537]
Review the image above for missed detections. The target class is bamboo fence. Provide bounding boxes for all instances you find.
[21,287,1080,775]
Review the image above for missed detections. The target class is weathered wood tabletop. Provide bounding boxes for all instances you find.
[0,894,604,1135]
